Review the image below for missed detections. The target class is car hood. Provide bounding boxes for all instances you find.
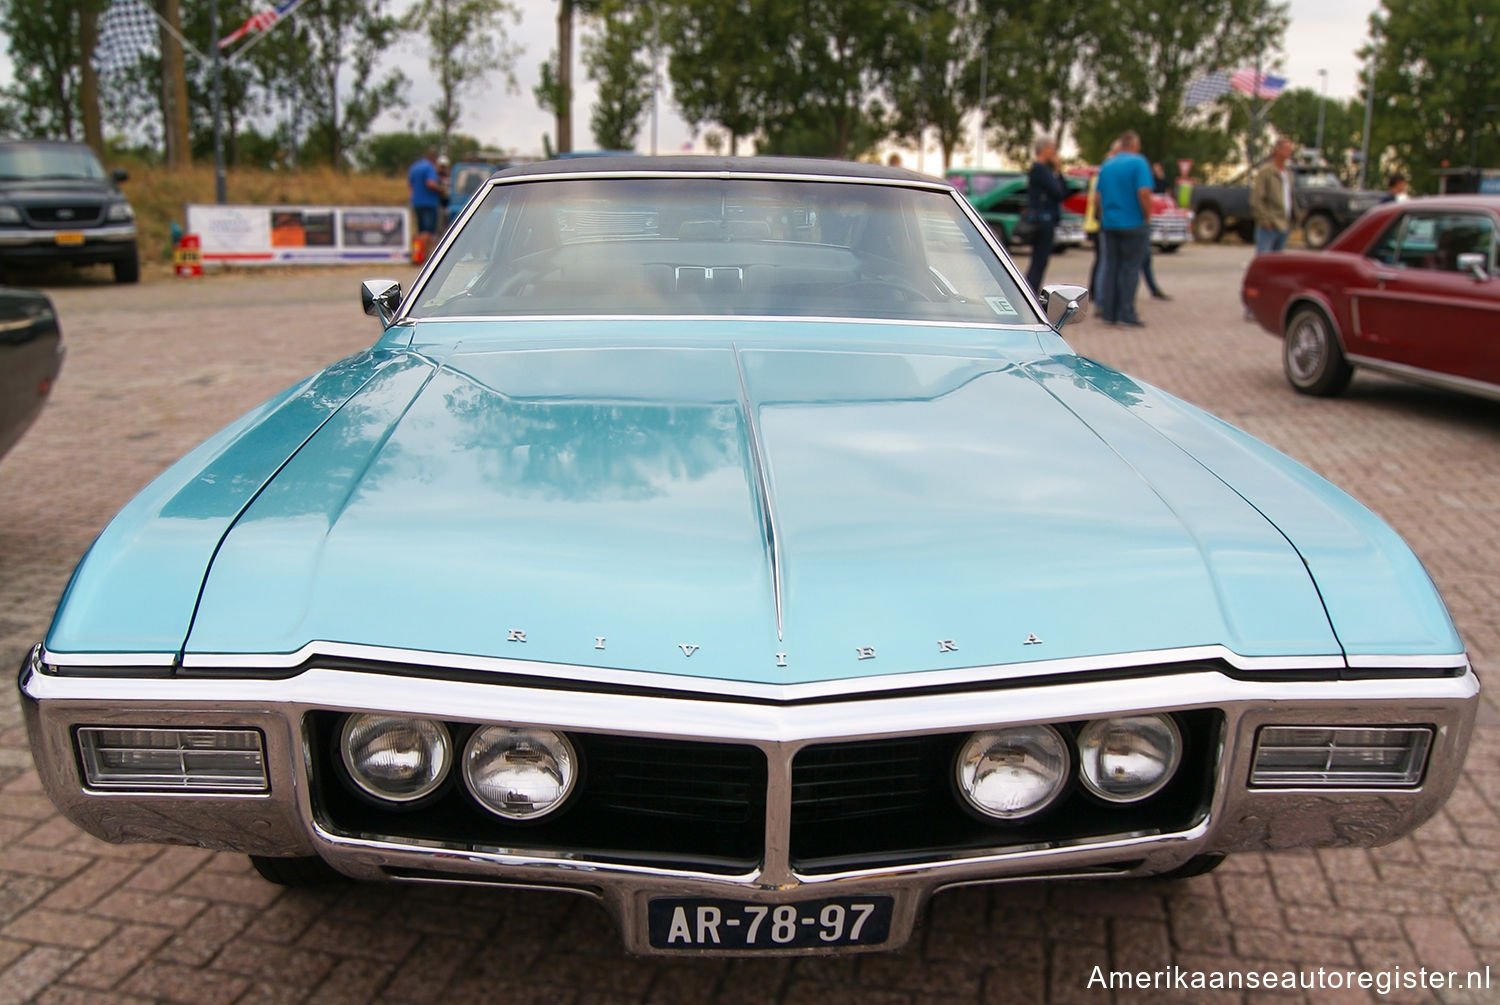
[2,181,114,203]
[180,321,1348,686]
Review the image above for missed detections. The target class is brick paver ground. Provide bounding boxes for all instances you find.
[1,246,1497,1004]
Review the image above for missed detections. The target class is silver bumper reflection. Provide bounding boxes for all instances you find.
[19,659,1478,956]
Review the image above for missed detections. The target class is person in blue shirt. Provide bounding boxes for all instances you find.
[1024,135,1066,292]
[408,147,446,254]
[1094,130,1154,327]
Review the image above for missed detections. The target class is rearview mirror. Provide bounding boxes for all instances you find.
[361,279,402,326]
[111,167,129,184]
[1039,284,1090,329]
[1456,252,1490,281]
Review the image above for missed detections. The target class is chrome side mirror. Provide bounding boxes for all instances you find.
[1040,284,1090,329]
[361,279,402,326]
[1456,252,1490,281]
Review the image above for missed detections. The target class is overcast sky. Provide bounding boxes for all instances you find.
[384,0,1381,165]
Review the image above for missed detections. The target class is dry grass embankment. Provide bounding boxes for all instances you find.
[127,165,408,265]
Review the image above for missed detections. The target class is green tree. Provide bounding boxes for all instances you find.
[1366,0,1500,190]
[766,0,900,158]
[979,0,1098,162]
[1265,87,1364,173]
[0,0,90,141]
[358,130,483,173]
[406,0,520,148]
[582,0,652,149]
[1087,0,1287,170]
[884,0,984,170]
[292,0,408,168]
[663,0,768,153]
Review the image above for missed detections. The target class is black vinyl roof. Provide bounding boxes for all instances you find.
[493,155,941,186]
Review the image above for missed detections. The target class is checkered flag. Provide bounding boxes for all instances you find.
[1184,72,1231,109]
[93,0,160,76]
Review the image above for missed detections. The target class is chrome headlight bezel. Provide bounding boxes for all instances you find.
[338,713,453,805]
[0,204,22,224]
[954,724,1072,822]
[1075,714,1183,804]
[106,201,135,222]
[462,726,580,822]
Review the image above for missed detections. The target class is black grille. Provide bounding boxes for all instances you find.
[23,205,103,226]
[309,713,765,873]
[579,734,761,825]
[791,736,956,824]
[790,711,1221,872]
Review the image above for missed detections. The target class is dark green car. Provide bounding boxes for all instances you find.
[945,168,1085,250]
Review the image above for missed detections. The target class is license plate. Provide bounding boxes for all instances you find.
[54,232,85,246]
[647,895,893,950]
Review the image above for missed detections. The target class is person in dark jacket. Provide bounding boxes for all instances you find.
[1025,135,1066,292]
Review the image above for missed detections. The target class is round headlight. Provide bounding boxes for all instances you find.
[340,714,452,803]
[956,725,1070,820]
[463,727,577,820]
[1076,714,1182,803]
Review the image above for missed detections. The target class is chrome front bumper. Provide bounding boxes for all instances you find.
[19,656,1478,956]
[0,223,137,247]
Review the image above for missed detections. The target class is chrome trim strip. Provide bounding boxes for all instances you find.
[1345,354,1500,402]
[39,650,177,668]
[731,343,784,641]
[0,223,137,246]
[23,664,1477,757]
[408,314,1048,333]
[1345,653,1470,670]
[51,642,1362,702]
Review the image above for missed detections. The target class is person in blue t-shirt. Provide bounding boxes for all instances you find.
[1093,130,1154,327]
[408,147,447,253]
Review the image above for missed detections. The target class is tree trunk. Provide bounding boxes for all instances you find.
[158,0,191,168]
[79,0,103,158]
[557,0,573,153]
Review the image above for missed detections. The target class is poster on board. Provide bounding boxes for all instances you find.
[186,204,409,265]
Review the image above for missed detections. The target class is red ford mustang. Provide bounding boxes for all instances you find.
[1243,195,1500,398]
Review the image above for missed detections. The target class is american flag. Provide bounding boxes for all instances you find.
[1184,71,1231,109]
[1230,69,1288,100]
[218,0,307,49]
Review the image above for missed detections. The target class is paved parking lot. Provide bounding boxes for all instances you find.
[1,246,1498,1003]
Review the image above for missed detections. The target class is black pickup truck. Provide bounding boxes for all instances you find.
[1189,163,1384,249]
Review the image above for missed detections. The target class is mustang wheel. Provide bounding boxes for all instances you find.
[1302,212,1336,250]
[1191,208,1222,243]
[1283,304,1353,396]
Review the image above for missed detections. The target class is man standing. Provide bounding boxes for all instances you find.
[1025,135,1066,292]
[1095,130,1153,327]
[408,147,445,260]
[1252,137,1297,253]
[1381,172,1410,203]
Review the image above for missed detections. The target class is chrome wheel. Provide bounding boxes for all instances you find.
[1303,213,1335,250]
[1282,305,1353,396]
[1285,313,1325,382]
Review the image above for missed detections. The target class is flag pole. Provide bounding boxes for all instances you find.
[209,0,226,203]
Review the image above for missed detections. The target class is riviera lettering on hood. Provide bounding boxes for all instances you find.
[181,332,1345,685]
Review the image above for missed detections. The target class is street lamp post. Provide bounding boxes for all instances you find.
[1315,68,1328,154]
[975,39,987,168]
[1358,35,1376,190]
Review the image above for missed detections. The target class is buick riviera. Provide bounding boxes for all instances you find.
[21,158,1476,955]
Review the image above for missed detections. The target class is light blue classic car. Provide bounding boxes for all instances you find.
[21,158,1476,955]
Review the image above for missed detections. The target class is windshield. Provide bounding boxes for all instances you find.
[1295,170,1344,189]
[0,144,107,181]
[411,176,1039,325]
